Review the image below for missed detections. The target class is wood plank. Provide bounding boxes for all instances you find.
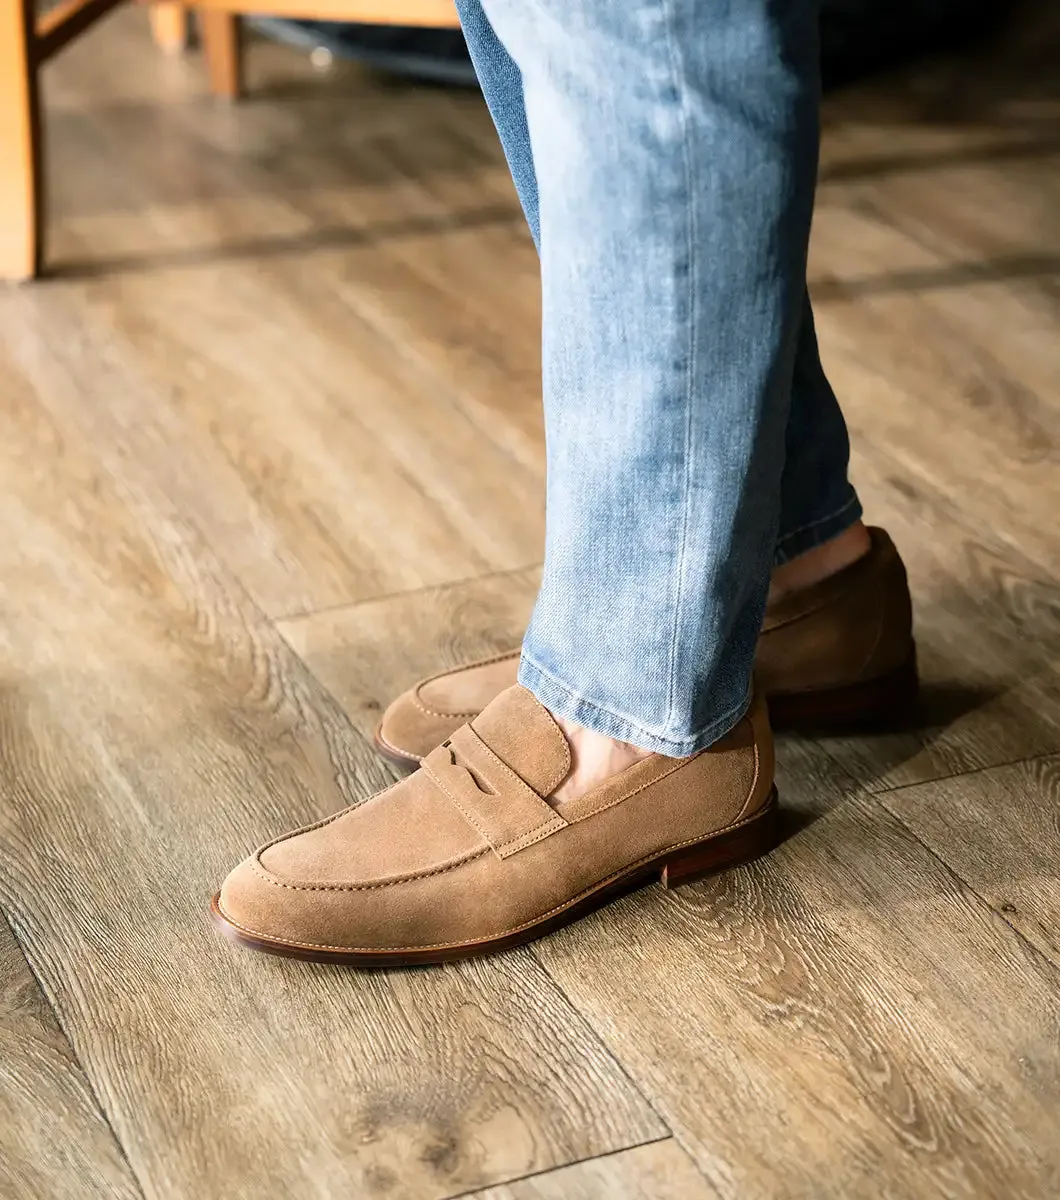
[23,12,542,619]
[882,755,1060,971]
[810,86,1060,577]
[532,793,1060,1200]
[12,14,1060,1199]
[467,1140,717,1200]
[0,356,662,1198]
[286,568,1060,1198]
[811,199,1060,578]
[46,12,544,465]
[0,916,141,1200]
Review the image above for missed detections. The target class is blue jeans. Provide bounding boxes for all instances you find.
[456,0,861,754]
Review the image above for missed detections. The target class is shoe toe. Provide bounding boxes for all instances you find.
[376,687,464,765]
[215,848,343,952]
[216,852,283,938]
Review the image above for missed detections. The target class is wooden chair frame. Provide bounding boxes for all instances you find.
[0,0,458,280]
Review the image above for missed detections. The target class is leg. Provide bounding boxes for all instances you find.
[0,0,43,281]
[212,0,916,966]
[460,0,863,578]
[372,1,913,771]
[149,3,190,55]
[476,0,821,754]
[200,10,243,100]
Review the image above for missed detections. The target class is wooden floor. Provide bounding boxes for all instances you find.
[2,9,1059,1199]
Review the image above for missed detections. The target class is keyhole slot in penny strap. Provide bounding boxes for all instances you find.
[421,723,567,859]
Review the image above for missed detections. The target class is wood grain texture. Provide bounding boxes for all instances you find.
[811,25,1060,577]
[5,8,1059,1198]
[533,792,1060,1200]
[883,755,1060,971]
[811,202,1060,576]
[296,565,1060,1198]
[33,11,542,619]
[468,1140,717,1200]
[0,357,661,1198]
[0,916,142,1200]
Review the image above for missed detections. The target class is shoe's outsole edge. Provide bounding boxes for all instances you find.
[210,789,780,968]
[373,733,421,774]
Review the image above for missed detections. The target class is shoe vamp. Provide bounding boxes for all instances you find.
[417,653,520,715]
[258,771,485,883]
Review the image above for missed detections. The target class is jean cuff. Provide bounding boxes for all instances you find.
[517,651,751,756]
[773,491,863,566]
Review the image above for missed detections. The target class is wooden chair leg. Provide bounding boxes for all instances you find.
[0,0,44,281]
[149,3,189,54]
[200,11,243,100]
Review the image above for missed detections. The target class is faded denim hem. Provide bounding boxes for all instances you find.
[517,651,752,756]
[773,491,862,566]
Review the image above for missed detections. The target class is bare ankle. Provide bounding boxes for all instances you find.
[550,715,653,805]
[770,520,871,602]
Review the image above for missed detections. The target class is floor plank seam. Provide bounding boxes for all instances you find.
[0,908,149,1200]
[273,627,396,778]
[866,442,1060,585]
[867,749,1059,798]
[441,1133,677,1200]
[871,791,1060,976]
[53,204,528,282]
[273,561,543,626]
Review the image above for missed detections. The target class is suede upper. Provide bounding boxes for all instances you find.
[757,527,913,695]
[218,684,773,954]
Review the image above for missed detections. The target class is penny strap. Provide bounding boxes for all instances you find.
[421,723,567,859]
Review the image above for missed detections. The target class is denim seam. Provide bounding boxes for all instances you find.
[521,649,751,754]
[661,0,697,735]
[774,494,861,559]
[775,493,859,546]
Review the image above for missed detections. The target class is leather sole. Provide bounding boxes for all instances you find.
[210,788,780,968]
[373,729,422,773]
[373,649,920,772]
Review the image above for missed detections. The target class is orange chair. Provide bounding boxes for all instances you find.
[0,0,459,280]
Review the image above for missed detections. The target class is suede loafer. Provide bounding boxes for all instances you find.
[213,684,778,967]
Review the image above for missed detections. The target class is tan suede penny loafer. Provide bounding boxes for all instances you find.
[212,684,778,967]
[376,526,917,770]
